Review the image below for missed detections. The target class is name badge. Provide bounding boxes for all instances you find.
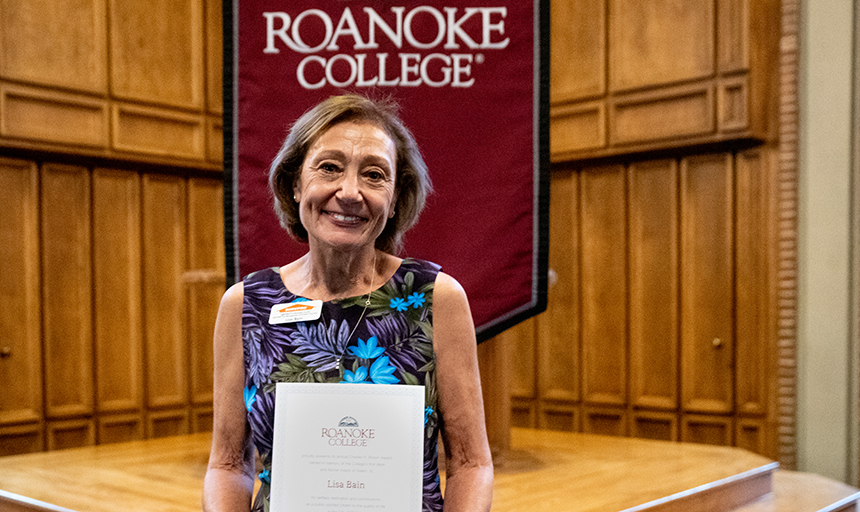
[269,300,323,324]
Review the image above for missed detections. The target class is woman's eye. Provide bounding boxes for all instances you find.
[365,169,386,182]
[318,163,340,173]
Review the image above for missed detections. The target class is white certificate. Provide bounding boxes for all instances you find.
[270,382,425,512]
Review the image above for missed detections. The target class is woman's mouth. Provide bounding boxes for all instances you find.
[326,211,365,223]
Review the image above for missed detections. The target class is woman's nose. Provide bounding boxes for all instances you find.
[336,170,362,202]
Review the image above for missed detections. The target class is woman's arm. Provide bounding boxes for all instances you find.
[433,272,494,512]
[203,283,256,512]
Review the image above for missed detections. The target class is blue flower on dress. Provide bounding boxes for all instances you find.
[258,469,270,484]
[406,292,426,308]
[244,385,257,411]
[341,366,368,383]
[390,297,408,312]
[348,336,385,360]
[424,406,433,425]
[369,356,399,384]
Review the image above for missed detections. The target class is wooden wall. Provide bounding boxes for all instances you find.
[0,0,789,464]
[0,0,224,455]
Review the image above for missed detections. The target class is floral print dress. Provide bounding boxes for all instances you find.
[242,258,444,512]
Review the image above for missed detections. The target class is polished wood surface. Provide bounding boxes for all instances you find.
[0,428,793,512]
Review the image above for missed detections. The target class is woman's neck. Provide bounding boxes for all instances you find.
[294,244,379,301]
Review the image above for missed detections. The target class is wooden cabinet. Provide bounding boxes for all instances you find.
[0,159,41,428]
[506,149,777,458]
[0,0,223,169]
[550,0,780,161]
[0,163,225,454]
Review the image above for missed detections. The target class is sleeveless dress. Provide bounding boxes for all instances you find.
[242,258,444,512]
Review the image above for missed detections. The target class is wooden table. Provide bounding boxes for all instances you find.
[0,428,845,512]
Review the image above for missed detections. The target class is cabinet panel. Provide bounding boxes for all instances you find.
[98,414,144,445]
[0,424,43,456]
[580,166,627,405]
[187,178,224,405]
[610,83,714,145]
[680,155,734,414]
[583,406,626,437]
[147,409,190,439]
[609,0,715,91]
[631,411,678,441]
[192,406,213,433]
[41,164,93,419]
[110,0,203,108]
[0,0,107,92]
[735,150,769,415]
[113,103,206,159]
[143,175,188,408]
[506,319,537,401]
[550,102,606,155]
[682,414,733,446]
[550,0,605,103]
[0,159,41,425]
[93,169,143,413]
[629,160,678,410]
[538,404,579,432]
[538,170,580,402]
[47,419,95,450]
[0,84,109,148]
[736,417,767,456]
[205,0,223,114]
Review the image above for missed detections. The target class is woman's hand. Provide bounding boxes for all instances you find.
[433,273,494,512]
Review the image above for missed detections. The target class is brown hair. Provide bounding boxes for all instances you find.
[269,94,432,254]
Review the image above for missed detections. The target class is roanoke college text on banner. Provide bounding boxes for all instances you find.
[229,2,548,337]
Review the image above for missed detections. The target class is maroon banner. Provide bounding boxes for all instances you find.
[227,1,549,340]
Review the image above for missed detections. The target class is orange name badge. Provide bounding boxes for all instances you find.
[269,300,323,324]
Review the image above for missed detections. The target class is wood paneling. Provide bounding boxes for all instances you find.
[147,409,190,439]
[538,169,580,403]
[205,0,223,114]
[629,160,678,410]
[735,150,770,417]
[47,419,95,451]
[682,414,733,446]
[187,178,224,405]
[0,424,43,456]
[41,164,93,420]
[736,417,767,456]
[0,84,109,147]
[608,0,715,92]
[610,83,714,145]
[631,411,678,442]
[109,0,203,109]
[0,0,107,92]
[680,155,734,414]
[143,175,188,409]
[98,414,144,445]
[113,103,206,159]
[550,102,605,155]
[93,169,143,413]
[0,159,41,426]
[580,166,627,406]
[538,404,579,432]
[583,406,626,437]
[507,318,537,403]
[550,0,605,104]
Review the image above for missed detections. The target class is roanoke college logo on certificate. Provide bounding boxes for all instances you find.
[270,383,425,512]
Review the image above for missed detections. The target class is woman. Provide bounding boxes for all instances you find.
[203,95,493,511]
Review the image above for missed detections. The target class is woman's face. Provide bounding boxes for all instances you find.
[294,121,397,252]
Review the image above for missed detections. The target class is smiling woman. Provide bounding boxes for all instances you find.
[203,94,493,512]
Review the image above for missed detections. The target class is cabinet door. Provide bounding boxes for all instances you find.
[187,177,223,406]
[42,164,93,420]
[93,169,143,413]
[580,165,627,406]
[629,160,679,410]
[680,154,734,414]
[537,169,580,403]
[0,159,41,426]
[143,175,188,409]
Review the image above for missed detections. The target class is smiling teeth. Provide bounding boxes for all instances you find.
[330,212,361,222]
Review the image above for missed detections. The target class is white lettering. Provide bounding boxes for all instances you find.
[326,54,358,87]
[326,7,365,51]
[452,54,475,87]
[420,53,452,87]
[296,55,326,89]
[403,7,445,50]
[294,52,476,89]
[361,7,404,49]
[444,7,480,50]
[399,53,422,86]
[481,7,510,49]
[292,9,333,53]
